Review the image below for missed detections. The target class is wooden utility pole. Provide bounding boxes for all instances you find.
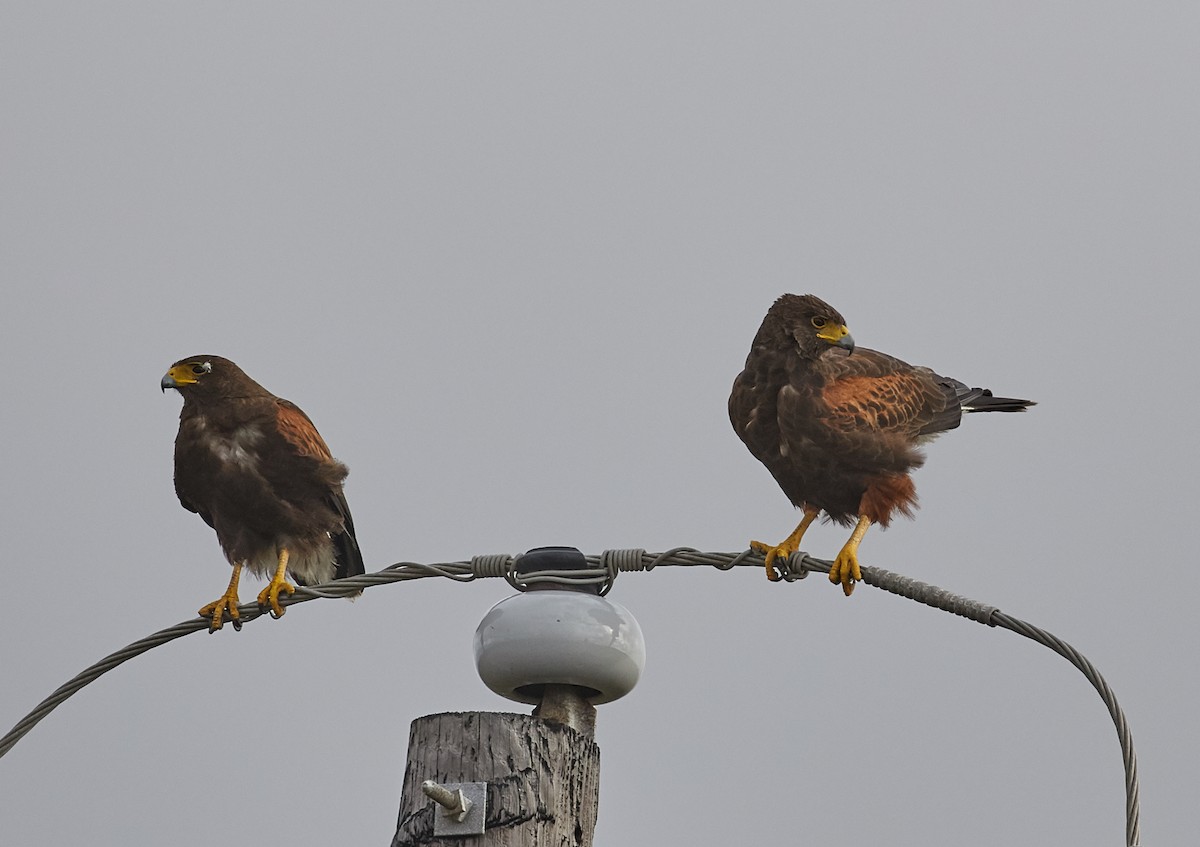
[391,702,600,847]
[389,548,644,847]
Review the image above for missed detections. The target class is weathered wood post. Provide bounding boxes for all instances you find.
[391,548,645,847]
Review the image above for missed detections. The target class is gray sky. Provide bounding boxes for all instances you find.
[2,3,1196,845]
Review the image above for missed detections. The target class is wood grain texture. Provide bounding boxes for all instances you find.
[392,712,600,847]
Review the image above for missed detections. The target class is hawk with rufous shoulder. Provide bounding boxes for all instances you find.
[729,294,1034,594]
[162,356,364,631]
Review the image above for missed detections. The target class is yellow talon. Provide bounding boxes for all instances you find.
[750,539,787,582]
[752,507,820,581]
[256,548,295,618]
[829,547,862,596]
[199,564,243,632]
[256,579,295,618]
[828,516,871,596]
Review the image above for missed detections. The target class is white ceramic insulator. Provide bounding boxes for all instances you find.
[473,590,646,705]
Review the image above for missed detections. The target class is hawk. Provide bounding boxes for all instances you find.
[162,356,365,631]
[729,294,1033,594]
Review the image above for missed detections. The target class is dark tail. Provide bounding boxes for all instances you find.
[922,377,1034,436]
[293,489,366,592]
[960,388,1036,413]
[330,489,366,580]
[332,527,365,580]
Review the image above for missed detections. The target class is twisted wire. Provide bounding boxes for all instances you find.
[991,609,1140,845]
[0,549,1139,845]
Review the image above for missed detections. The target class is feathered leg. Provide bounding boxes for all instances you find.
[751,507,820,581]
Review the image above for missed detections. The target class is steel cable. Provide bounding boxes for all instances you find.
[0,549,1139,845]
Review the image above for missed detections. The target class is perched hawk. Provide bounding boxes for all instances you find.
[729,294,1033,594]
[162,356,365,631]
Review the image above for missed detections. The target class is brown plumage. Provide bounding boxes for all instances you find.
[162,355,364,631]
[729,294,1033,593]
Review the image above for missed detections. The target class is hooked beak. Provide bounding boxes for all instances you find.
[816,324,855,354]
[161,364,197,393]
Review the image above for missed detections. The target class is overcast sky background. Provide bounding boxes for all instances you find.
[2,4,1196,845]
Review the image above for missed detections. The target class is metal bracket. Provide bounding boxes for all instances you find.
[422,779,487,836]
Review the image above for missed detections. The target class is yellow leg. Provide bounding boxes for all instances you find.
[198,563,243,633]
[751,507,820,582]
[256,547,295,619]
[829,516,871,596]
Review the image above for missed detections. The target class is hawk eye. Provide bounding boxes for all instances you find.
[811,316,828,329]
[191,363,211,375]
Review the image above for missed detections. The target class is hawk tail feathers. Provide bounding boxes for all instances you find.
[960,391,1036,413]
[332,528,366,581]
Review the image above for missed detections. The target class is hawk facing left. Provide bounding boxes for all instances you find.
[162,356,365,631]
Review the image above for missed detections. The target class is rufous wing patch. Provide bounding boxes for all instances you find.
[275,400,334,461]
[822,374,928,432]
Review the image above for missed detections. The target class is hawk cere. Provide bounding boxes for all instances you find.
[162,356,365,631]
[729,294,1033,595]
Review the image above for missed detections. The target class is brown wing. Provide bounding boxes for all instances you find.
[272,398,365,581]
[274,399,335,461]
[816,348,957,438]
[729,358,787,467]
[768,346,944,491]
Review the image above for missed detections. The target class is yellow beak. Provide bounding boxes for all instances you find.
[161,364,197,392]
[817,324,855,352]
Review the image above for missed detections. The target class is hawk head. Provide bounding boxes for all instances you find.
[161,356,266,404]
[760,293,855,359]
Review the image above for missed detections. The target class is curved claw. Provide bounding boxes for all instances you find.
[750,508,820,583]
[749,539,788,582]
[828,515,871,597]
[198,594,241,633]
[828,548,862,596]
[257,578,295,619]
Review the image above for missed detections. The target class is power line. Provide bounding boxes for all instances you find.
[0,548,1140,846]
